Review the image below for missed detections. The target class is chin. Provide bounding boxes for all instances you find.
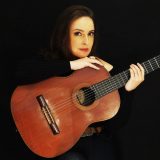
[72,50,90,58]
[78,53,90,58]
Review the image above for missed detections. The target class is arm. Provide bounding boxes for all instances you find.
[15,55,104,85]
[15,55,71,85]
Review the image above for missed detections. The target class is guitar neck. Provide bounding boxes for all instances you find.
[90,54,160,100]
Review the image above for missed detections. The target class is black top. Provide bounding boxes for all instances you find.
[14,54,72,85]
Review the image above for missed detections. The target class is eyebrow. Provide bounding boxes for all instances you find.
[72,29,95,32]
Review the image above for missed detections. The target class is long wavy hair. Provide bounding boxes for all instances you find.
[43,5,98,60]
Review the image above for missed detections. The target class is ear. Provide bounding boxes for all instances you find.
[95,56,113,72]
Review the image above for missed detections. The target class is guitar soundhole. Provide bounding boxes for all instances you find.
[76,87,95,106]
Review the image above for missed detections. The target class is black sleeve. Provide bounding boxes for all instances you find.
[14,55,72,85]
[100,63,135,136]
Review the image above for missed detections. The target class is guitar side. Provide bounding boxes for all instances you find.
[11,66,120,158]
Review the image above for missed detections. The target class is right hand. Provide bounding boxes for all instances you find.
[70,56,103,70]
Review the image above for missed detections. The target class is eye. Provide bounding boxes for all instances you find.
[74,32,82,36]
[88,31,95,37]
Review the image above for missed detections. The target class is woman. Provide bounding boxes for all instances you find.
[4,5,144,160]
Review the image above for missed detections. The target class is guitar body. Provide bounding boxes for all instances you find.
[11,66,120,158]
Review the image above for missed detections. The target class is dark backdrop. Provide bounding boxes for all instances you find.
[1,0,160,160]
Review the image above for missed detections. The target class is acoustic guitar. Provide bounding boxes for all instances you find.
[11,54,160,158]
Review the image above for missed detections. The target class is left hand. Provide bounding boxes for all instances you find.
[125,63,145,91]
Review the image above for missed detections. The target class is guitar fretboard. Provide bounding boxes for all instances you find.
[90,54,160,100]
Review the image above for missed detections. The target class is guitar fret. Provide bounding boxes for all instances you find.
[119,73,126,85]
[123,71,128,81]
[111,76,120,89]
[142,62,148,74]
[97,83,103,98]
[102,79,114,96]
[145,61,152,73]
[148,60,154,71]
[151,59,156,70]
[112,77,118,89]
[95,84,100,97]
[154,57,160,68]
[106,77,116,93]
[99,82,105,97]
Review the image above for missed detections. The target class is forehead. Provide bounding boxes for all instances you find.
[70,16,94,31]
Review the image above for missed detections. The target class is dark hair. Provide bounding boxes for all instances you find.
[44,5,98,60]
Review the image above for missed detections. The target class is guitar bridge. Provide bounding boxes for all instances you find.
[36,95,60,135]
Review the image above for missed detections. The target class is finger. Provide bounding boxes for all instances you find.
[88,58,103,66]
[130,64,137,77]
[137,63,145,77]
[89,56,95,59]
[129,68,134,78]
[134,63,144,80]
[131,64,145,81]
[87,62,100,70]
[130,64,141,77]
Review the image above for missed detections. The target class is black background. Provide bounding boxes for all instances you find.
[1,0,160,159]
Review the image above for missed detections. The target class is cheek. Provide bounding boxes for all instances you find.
[89,37,94,44]
[71,40,81,52]
[70,36,78,47]
[71,42,77,52]
[69,41,80,56]
[89,39,94,49]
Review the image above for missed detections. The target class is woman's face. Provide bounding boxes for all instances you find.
[69,16,95,58]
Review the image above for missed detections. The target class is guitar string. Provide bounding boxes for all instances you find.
[50,69,158,117]
[50,67,130,110]
[48,56,160,114]
[52,54,159,110]
[49,58,160,114]
[51,78,123,117]
[50,78,120,114]
[48,69,129,114]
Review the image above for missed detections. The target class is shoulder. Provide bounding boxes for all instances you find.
[95,56,113,72]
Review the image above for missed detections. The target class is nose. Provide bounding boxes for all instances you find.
[82,35,89,45]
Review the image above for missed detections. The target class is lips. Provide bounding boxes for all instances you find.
[79,48,89,52]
